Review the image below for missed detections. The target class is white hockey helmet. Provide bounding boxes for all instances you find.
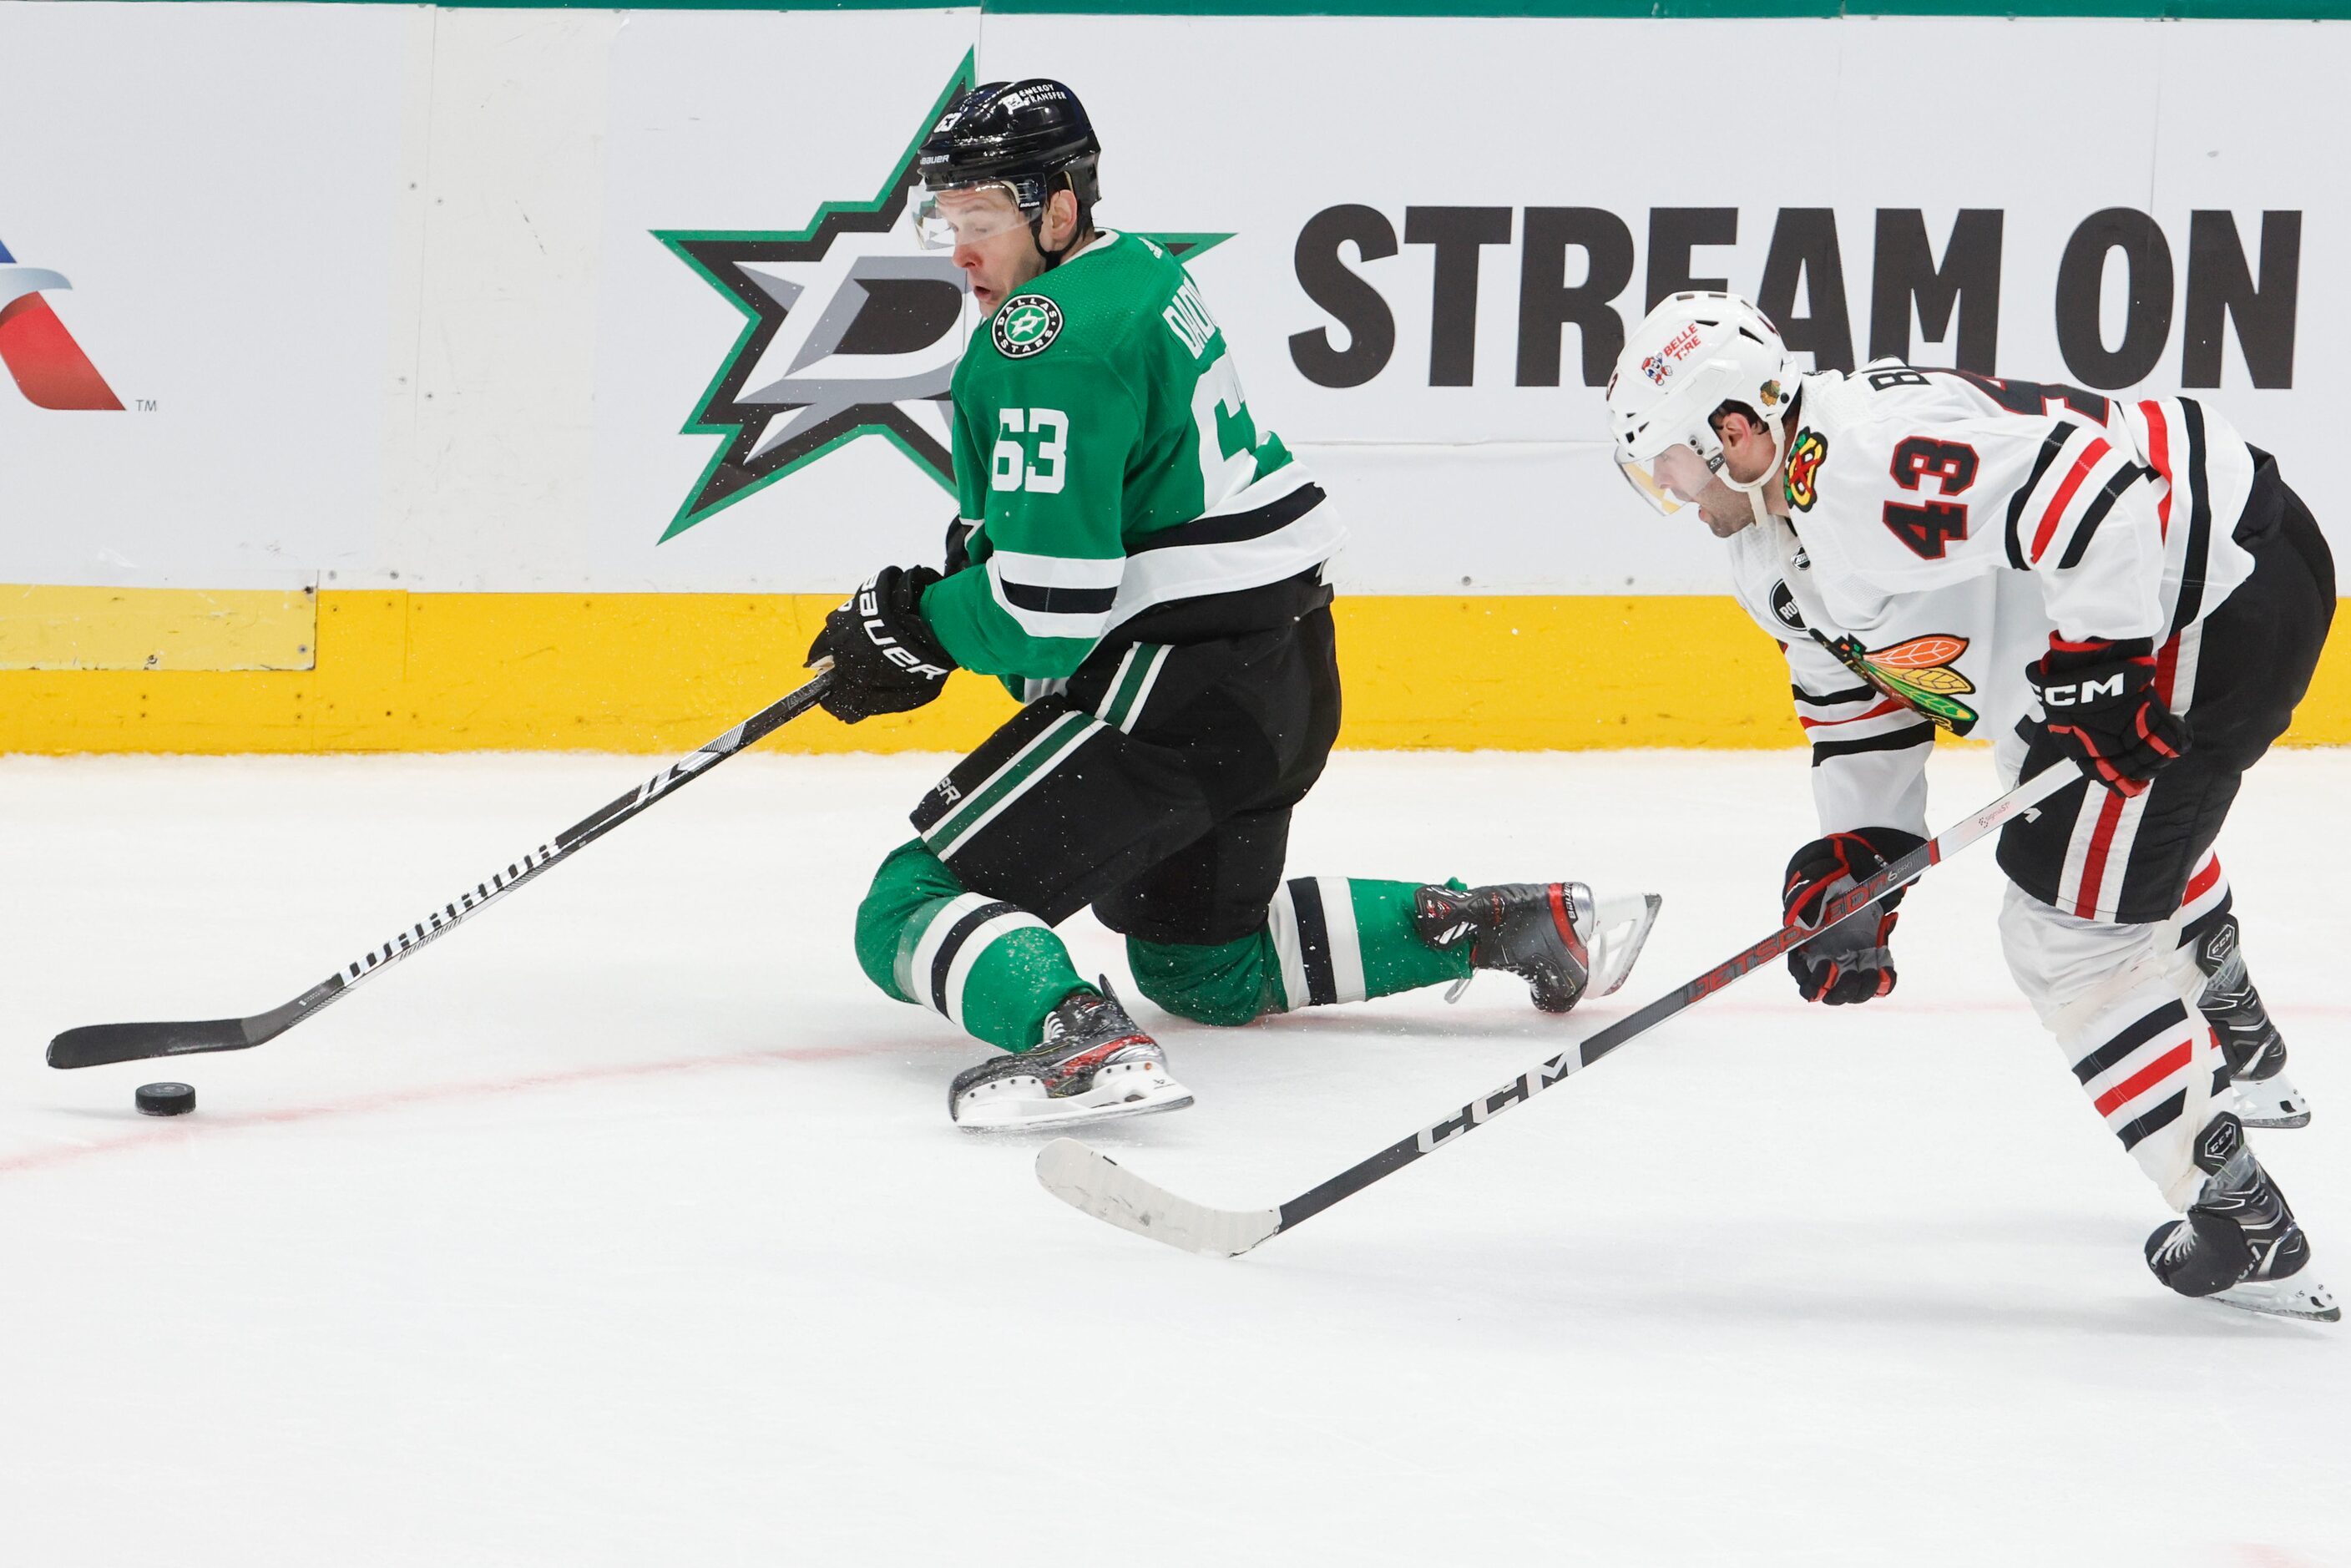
[1605,291,1793,514]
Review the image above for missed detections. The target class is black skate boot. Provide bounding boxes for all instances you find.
[2145,1113,2338,1322]
[2191,914,2308,1129]
[948,980,1192,1130]
[1412,882,1661,1014]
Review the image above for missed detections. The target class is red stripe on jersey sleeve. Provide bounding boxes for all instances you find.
[2030,438,2112,564]
[2139,400,2174,541]
[1797,697,1906,731]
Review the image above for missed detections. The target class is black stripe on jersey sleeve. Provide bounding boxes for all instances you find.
[2005,422,2077,571]
[1794,681,1878,707]
[2169,399,2214,637]
[1810,724,1935,766]
[2070,999,2191,1083]
[2055,463,2152,570]
[999,580,1118,615]
[1124,481,1325,554]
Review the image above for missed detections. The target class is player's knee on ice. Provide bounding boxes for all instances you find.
[854,840,967,1000]
[855,841,1092,1052]
[1125,932,1282,1027]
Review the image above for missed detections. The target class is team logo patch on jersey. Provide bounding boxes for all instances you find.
[1823,631,1979,735]
[1782,427,1828,513]
[1768,580,1806,633]
[994,295,1063,358]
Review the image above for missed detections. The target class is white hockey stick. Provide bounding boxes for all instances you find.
[1038,763,2081,1257]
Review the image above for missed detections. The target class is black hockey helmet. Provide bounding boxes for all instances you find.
[914,79,1101,258]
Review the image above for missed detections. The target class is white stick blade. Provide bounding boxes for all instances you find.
[1034,1139,1279,1258]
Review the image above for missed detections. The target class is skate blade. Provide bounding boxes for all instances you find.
[2232,1075,2311,1130]
[954,1073,1196,1132]
[2208,1274,2341,1323]
[1587,893,1664,999]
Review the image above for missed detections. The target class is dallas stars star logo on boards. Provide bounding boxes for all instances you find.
[656,57,1228,543]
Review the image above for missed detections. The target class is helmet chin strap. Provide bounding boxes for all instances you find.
[1027,173,1085,270]
[1721,413,1789,530]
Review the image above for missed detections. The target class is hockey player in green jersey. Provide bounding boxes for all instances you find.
[805,78,1661,1128]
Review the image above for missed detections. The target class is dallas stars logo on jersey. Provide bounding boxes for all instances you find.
[993,296,1062,359]
[656,58,1230,544]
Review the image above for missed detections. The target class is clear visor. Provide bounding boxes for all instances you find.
[913,181,1034,251]
[1615,431,1726,515]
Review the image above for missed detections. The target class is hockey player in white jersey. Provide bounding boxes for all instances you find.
[1605,291,2336,1322]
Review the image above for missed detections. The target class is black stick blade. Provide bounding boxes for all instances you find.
[48,1017,265,1070]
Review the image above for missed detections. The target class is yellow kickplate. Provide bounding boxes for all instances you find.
[0,584,318,672]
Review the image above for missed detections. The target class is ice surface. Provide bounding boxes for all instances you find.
[2,746,2344,1566]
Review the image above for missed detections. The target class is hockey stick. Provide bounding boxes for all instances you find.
[47,670,838,1070]
[1037,762,2082,1257]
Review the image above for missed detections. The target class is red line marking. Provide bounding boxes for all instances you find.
[0,1043,876,1181]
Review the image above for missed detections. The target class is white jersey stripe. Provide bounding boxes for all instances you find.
[942,910,1050,1028]
[902,893,997,1014]
[1316,878,1368,1005]
[1266,883,1311,1015]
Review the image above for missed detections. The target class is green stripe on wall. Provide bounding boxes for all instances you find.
[125,0,2351,18]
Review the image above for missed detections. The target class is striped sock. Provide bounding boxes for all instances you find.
[893,893,1086,1053]
[2065,983,2227,1208]
[1266,877,1469,1011]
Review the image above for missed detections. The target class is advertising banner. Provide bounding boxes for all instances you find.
[0,8,2340,597]
[1,5,2344,751]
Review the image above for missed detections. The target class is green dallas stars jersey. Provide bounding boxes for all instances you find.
[918,230,1344,682]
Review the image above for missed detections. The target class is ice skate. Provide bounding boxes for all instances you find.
[948,980,1193,1130]
[2145,1114,2338,1323]
[1413,881,1662,1013]
[2192,914,2309,1129]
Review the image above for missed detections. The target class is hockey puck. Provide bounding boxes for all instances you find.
[134,1082,195,1117]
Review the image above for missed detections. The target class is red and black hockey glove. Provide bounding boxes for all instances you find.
[2027,636,2192,797]
[806,565,958,725]
[1782,827,1926,1006]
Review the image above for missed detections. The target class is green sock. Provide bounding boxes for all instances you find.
[1125,877,1469,1025]
[854,840,1084,1052]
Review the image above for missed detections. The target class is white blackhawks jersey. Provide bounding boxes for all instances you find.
[1723,363,2261,837]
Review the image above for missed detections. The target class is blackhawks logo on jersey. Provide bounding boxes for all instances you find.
[1823,631,1979,735]
[1782,427,1828,513]
[993,294,1063,358]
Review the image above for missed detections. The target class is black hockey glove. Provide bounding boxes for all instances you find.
[806,565,957,725]
[2028,636,2191,797]
[943,515,978,577]
[1782,827,1926,1006]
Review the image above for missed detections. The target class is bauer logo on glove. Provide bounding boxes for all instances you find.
[806,564,958,725]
